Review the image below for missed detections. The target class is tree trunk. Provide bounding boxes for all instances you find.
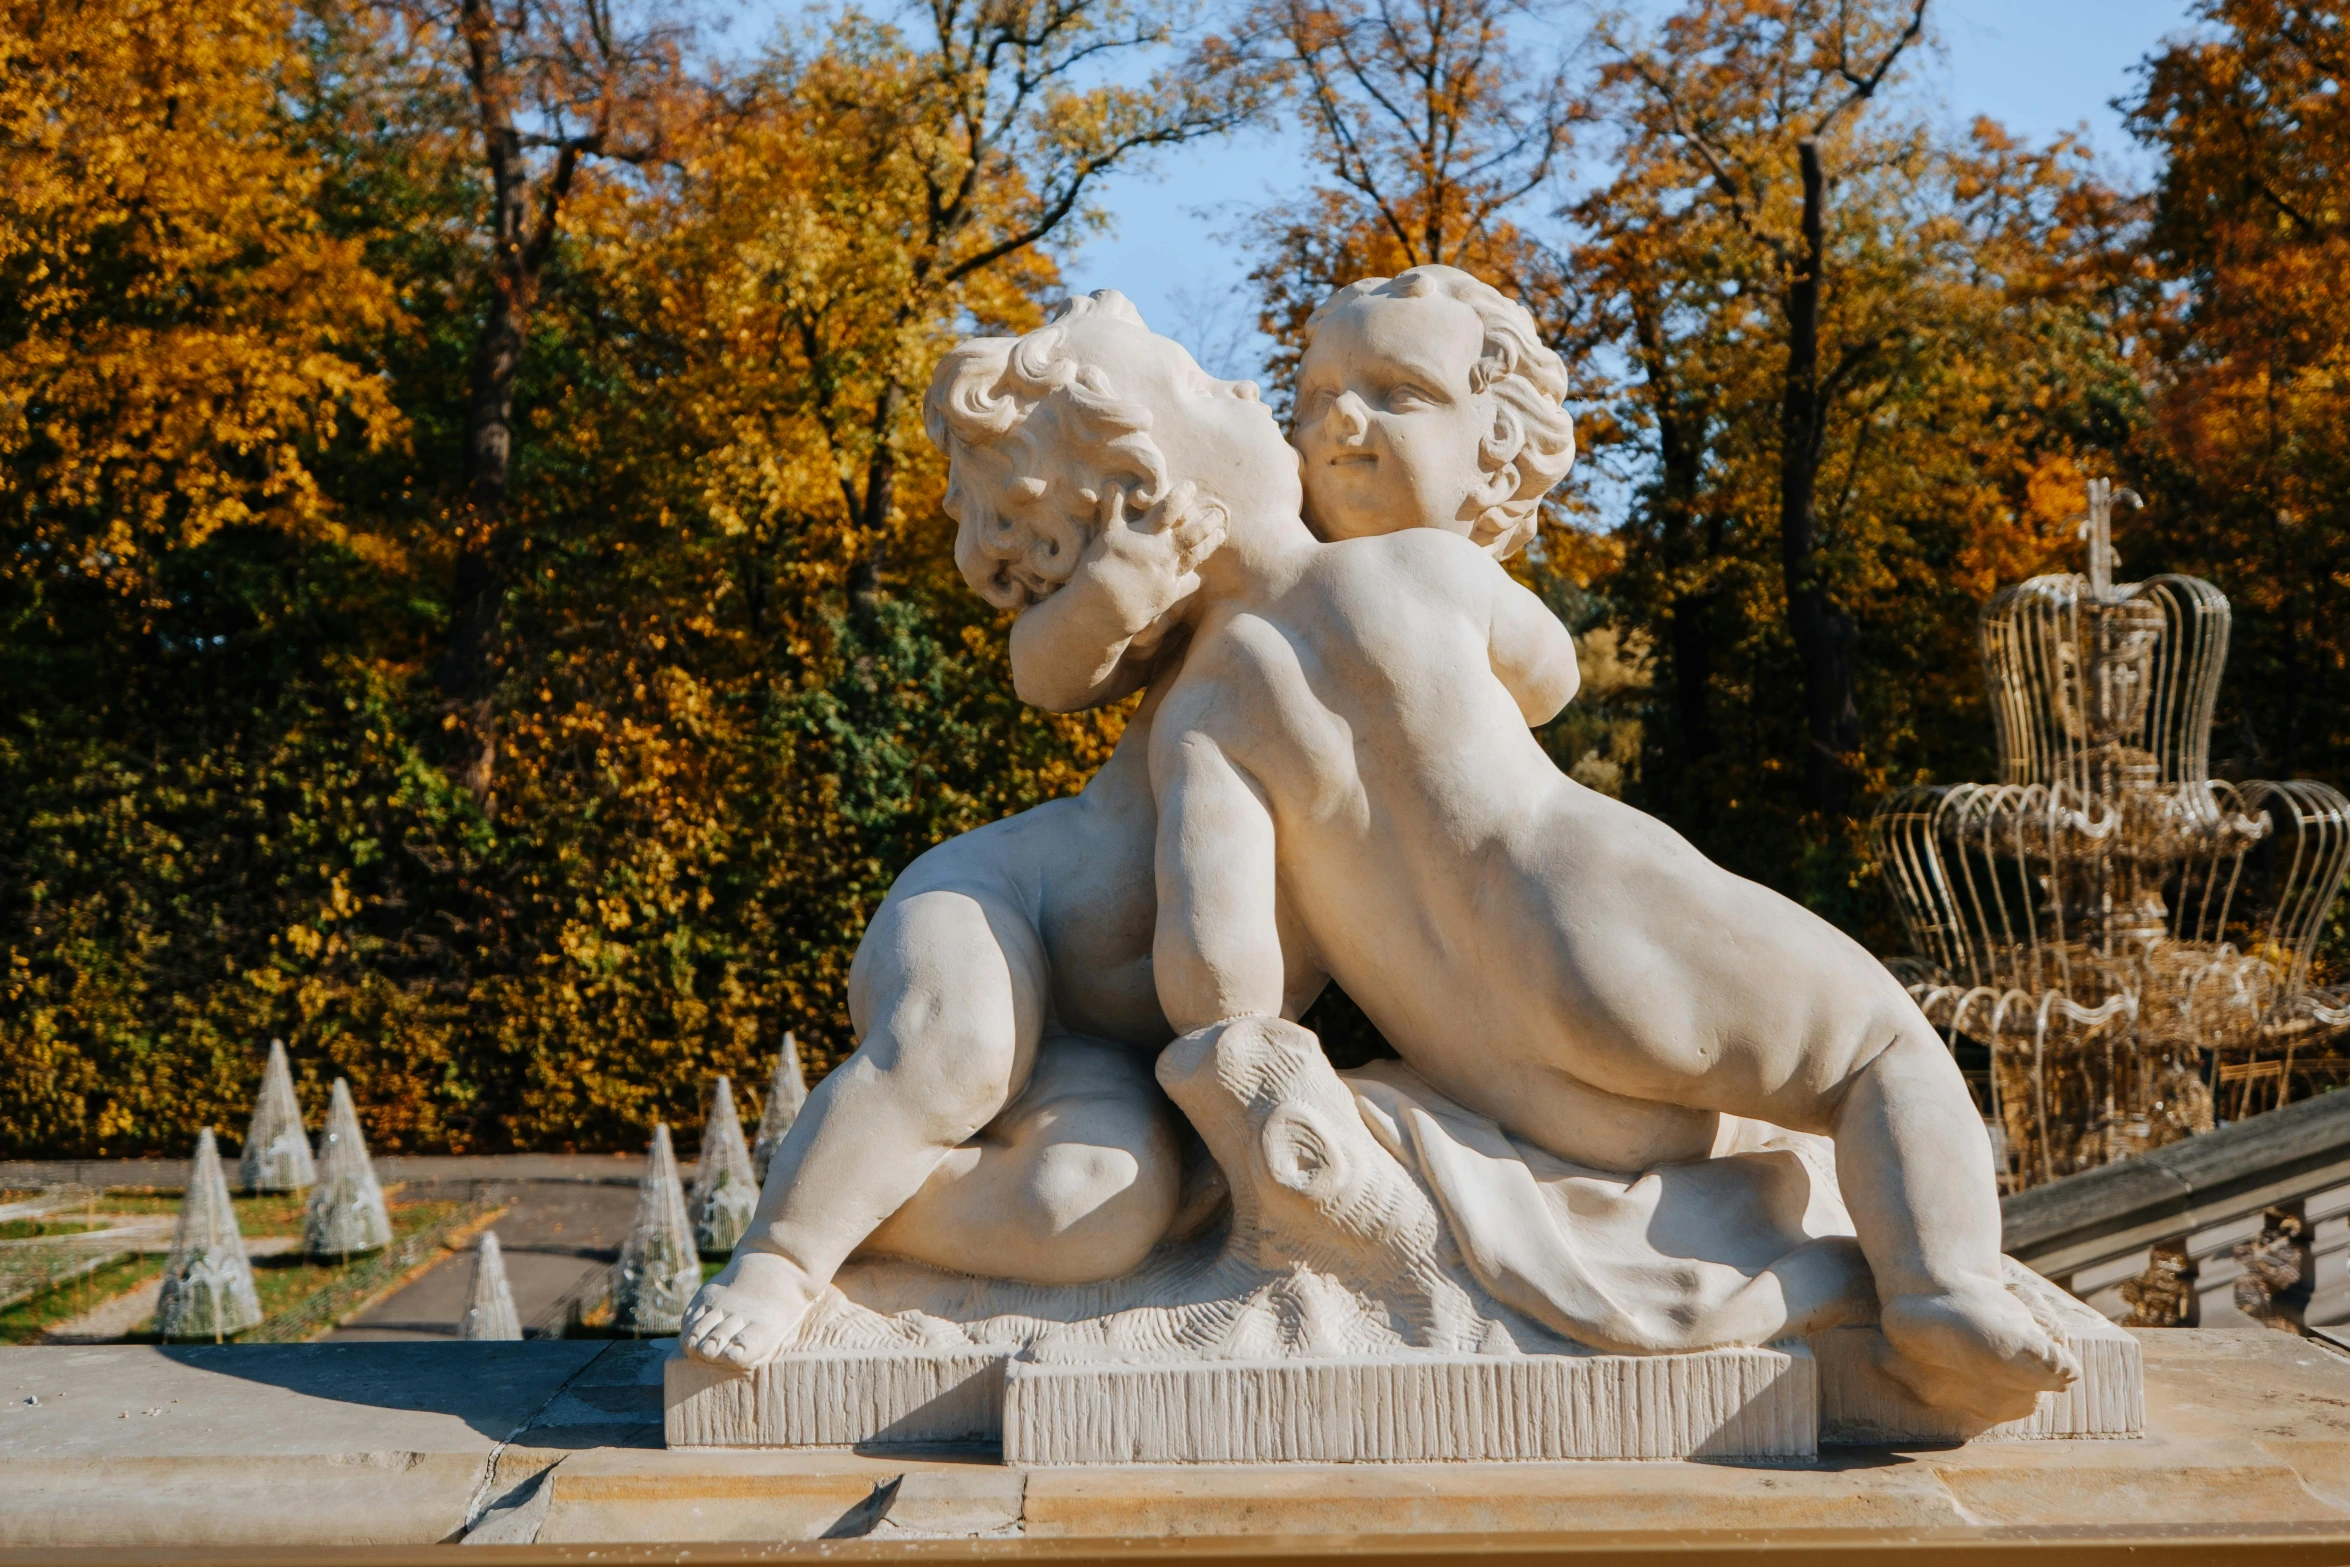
[1632,300,1716,775]
[1656,416,1715,766]
[1779,138,1860,815]
[847,381,905,618]
[438,119,535,807]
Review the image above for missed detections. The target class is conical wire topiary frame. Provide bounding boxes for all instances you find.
[302,1078,392,1258]
[610,1123,701,1335]
[749,1030,808,1184]
[155,1128,263,1341]
[460,1230,524,1341]
[240,1039,315,1193]
[690,1075,758,1255]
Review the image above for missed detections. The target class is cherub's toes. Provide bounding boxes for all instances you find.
[683,1309,748,1365]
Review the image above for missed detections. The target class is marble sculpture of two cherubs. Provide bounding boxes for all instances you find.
[680,268,2079,1425]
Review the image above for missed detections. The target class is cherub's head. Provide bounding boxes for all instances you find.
[925,291,1297,611]
[1294,266,1574,559]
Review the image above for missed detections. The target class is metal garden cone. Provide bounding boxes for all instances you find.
[240,1038,315,1192]
[749,1030,808,1183]
[610,1123,701,1336]
[154,1128,263,1340]
[460,1230,524,1341]
[690,1075,758,1255]
[302,1078,392,1257]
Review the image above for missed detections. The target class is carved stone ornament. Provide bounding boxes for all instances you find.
[671,273,2137,1462]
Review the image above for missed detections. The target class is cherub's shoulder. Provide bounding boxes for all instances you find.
[1316,528,1504,599]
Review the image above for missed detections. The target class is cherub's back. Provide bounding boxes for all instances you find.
[1167,529,1921,1165]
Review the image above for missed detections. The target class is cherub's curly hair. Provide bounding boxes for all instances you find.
[924,291,1175,610]
[1302,266,1574,559]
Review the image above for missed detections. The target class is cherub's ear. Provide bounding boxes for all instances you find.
[1466,402,1532,549]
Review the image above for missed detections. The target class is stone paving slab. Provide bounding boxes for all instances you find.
[1,1330,2347,1548]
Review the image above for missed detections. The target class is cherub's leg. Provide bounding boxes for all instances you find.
[1833,1020,2081,1424]
[860,1033,1182,1284]
[681,887,1046,1368]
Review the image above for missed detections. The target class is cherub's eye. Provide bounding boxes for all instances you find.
[1388,384,1435,409]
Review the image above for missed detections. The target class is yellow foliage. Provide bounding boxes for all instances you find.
[0,0,401,595]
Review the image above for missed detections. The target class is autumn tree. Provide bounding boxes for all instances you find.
[0,0,420,1151]
[319,0,688,805]
[1595,0,1927,814]
[0,0,1262,1157]
[1560,1,2144,921]
[1244,0,1582,380]
[2126,0,2350,783]
[0,0,402,599]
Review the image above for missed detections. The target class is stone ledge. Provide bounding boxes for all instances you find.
[0,1330,2342,1548]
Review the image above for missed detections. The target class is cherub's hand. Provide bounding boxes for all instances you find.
[1083,481,1226,653]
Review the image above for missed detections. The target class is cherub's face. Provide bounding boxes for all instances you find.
[1292,292,1494,544]
[1059,312,1301,523]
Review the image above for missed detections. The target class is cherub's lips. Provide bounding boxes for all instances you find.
[1327,451,1377,467]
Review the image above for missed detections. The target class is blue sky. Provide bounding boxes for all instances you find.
[1058,1,2208,376]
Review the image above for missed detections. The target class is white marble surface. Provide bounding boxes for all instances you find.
[679,271,2086,1444]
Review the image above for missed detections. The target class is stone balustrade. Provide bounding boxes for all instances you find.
[2002,1087,2350,1329]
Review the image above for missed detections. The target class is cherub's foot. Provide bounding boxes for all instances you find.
[1880,1279,2081,1424]
[679,1251,823,1370]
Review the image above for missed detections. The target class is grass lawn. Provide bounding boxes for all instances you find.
[0,1219,103,1240]
[0,1193,465,1343]
[0,1255,165,1344]
[95,1191,310,1235]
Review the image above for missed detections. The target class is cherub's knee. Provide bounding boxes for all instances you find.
[851,891,1045,1141]
[887,1014,1026,1143]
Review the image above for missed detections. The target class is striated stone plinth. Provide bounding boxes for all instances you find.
[662,1263,2142,1461]
[1816,1274,2142,1444]
[666,1344,1816,1462]
[667,1349,1006,1450]
[1001,1347,1815,1465]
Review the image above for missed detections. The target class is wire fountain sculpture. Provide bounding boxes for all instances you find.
[1873,482,2350,1190]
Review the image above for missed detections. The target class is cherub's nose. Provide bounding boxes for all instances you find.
[1326,390,1371,444]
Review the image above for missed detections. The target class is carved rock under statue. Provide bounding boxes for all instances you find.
[672,272,2141,1463]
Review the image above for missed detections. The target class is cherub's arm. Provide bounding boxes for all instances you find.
[1488,578,1580,727]
[1007,563,1162,712]
[1008,488,1221,713]
[1152,730,1288,1034]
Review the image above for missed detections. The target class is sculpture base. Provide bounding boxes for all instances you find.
[662,1344,1821,1462]
[662,1267,2141,1460]
[1001,1347,1815,1464]
[665,1348,1005,1449]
